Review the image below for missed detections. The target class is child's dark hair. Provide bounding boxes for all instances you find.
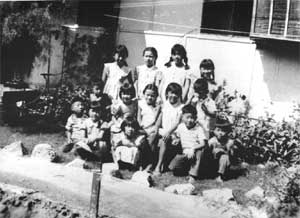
[165,44,190,70]
[119,83,136,99]
[92,80,104,91]
[71,96,84,105]
[143,47,158,64]
[200,59,215,70]
[200,59,215,81]
[143,83,159,97]
[165,82,182,99]
[193,78,209,95]
[114,44,128,66]
[120,119,140,132]
[182,104,197,117]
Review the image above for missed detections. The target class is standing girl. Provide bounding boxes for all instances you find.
[134,47,162,99]
[102,45,132,100]
[161,44,191,103]
[137,84,161,168]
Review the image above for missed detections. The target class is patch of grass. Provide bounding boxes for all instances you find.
[0,124,75,163]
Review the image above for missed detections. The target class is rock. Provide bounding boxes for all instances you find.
[65,159,85,168]
[164,183,195,195]
[202,188,234,203]
[241,162,249,169]
[232,189,248,205]
[31,144,57,162]
[1,141,27,157]
[245,186,265,200]
[265,196,280,208]
[131,171,154,187]
[0,204,7,213]
[257,164,266,170]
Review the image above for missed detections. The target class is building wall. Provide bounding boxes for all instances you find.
[117,0,300,120]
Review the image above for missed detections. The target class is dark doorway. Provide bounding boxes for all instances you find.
[1,35,37,84]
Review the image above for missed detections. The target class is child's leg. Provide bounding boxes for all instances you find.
[217,154,230,181]
[154,137,170,173]
[189,149,206,178]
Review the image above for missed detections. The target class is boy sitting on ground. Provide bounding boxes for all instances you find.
[209,113,237,183]
[169,104,207,183]
[63,98,89,154]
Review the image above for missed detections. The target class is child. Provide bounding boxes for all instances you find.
[114,119,150,170]
[137,84,161,166]
[83,103,111,162]
[133,47,162,99]
[154,83,184,174]
[110,84,138,145]
[209,114,236,183]
[102,45,133,100]
[169,104,207,183]
[190,78,216,139]
[161,44,191,102]
[63,98,89,154]
[199,59,222,100]
[90,81,112,122]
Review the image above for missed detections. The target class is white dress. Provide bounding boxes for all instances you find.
[139,99,160,134]
[161,63,191,101]
[103,62,131,100]
[135,65,162,98]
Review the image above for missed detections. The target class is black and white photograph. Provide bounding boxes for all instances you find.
[0,0,299,217]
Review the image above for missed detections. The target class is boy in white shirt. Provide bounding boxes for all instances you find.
[169,104,207,183]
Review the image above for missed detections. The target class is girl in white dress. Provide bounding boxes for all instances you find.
[134,47,162,99]
[102,45,132,100]
[161,44,191,103]
[138,84,161,168]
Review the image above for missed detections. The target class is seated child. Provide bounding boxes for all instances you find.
[110,84,138,145]
[63,98,89,154]
[154,83,184,174]
[169,104,207,183]
[82,102,111,162]
[137,84,161,163]
[209,114,236,183]
[190,78,216,139]
[114,119,150,170]
[90,81,112,122]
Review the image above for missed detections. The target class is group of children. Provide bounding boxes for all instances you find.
[64,44,238,183]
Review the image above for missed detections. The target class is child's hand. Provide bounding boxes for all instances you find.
[184,148,195,159]
[171,135,180,146]
[163,131,172,142]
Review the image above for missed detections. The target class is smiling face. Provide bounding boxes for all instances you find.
[182,112,197,129]
[172,51,183,66]
[144,89,157,106]
[167,91,180,105]
[214,127,228,142]
[143,50,156,68]
[124,125,135,138]
[121,92,133,105]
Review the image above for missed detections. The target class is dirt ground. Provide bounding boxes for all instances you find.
[0,182,116,218]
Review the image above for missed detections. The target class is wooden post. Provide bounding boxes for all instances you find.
[89,162,102,218]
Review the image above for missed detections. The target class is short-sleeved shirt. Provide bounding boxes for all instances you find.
[159,101,183,135]
[175,123,206,150]
[134,65,162,98]
[65,114,88,142]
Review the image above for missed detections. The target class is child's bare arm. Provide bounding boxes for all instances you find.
[66,130,72,143]
[182,78,191,103]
